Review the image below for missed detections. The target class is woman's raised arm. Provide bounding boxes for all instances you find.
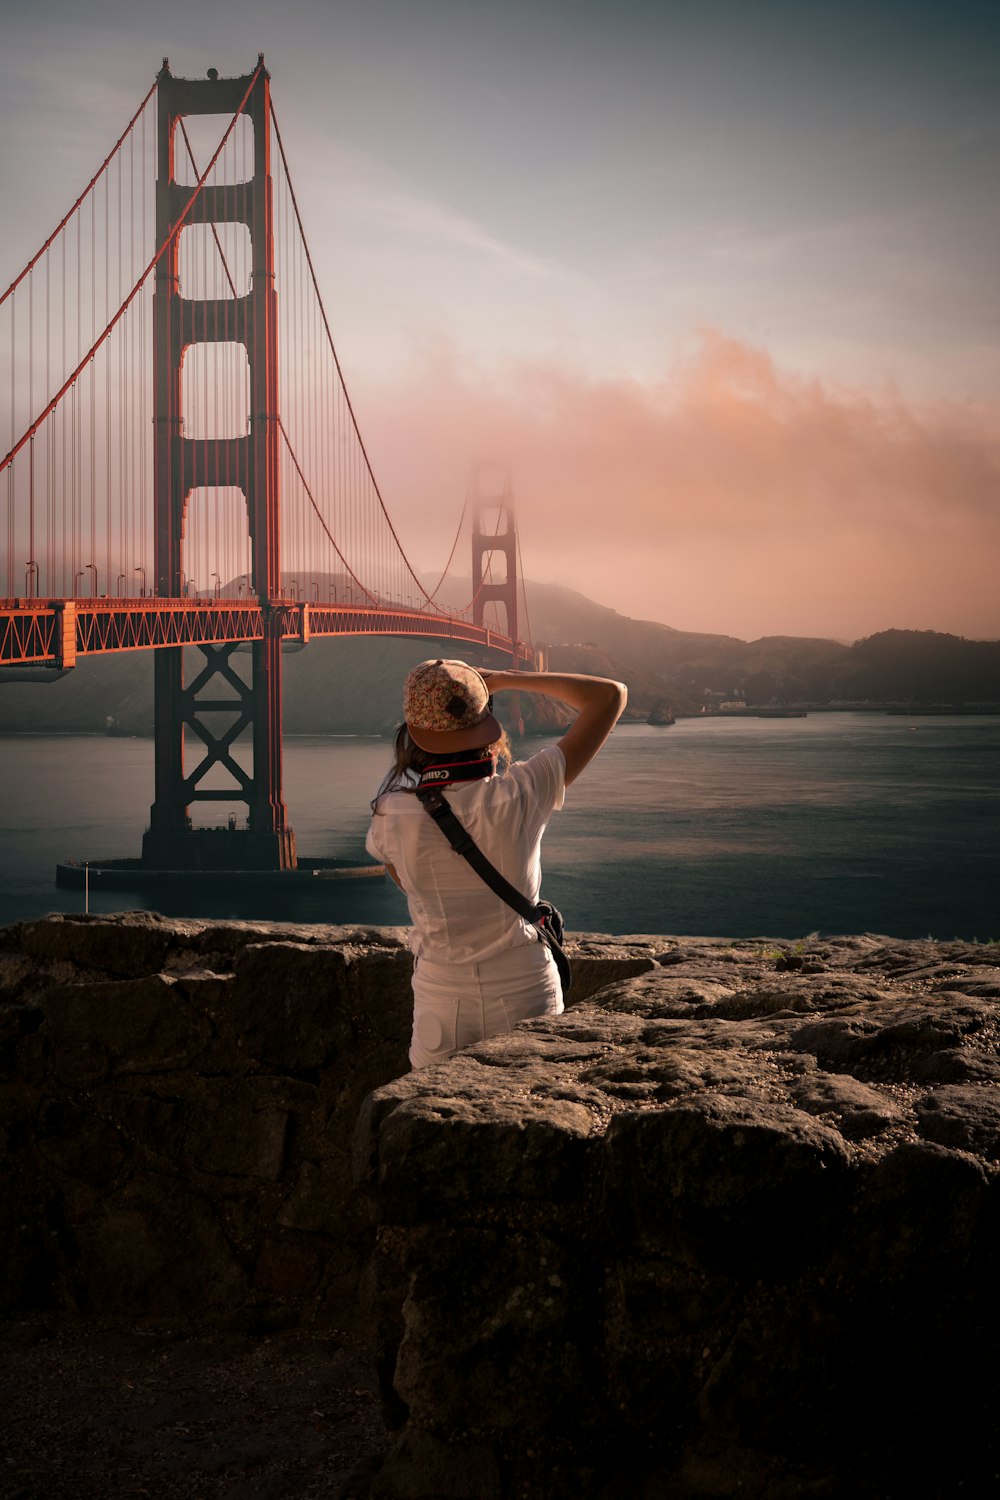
[481,670,627,786]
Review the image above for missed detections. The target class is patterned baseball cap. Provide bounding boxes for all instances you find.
[403,658,502,753]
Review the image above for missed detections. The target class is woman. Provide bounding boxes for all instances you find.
[367,658,626,1069]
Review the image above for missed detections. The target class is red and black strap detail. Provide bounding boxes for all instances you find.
[417,755,494,790]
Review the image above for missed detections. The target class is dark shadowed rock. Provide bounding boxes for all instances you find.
[0,914,414,1326]
[3,919,999,1495]
[0,915,657,1331]
[358,933,1000,1498]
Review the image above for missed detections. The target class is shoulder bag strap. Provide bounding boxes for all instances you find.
[416,788,540,923]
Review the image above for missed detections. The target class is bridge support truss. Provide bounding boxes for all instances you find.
[143,59,295,871]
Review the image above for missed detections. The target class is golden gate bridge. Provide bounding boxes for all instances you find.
[1,57,534,875]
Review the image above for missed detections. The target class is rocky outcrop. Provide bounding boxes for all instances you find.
[0,913,654,1329]
[356,934,1000,1499]
[0,913,412,1327]
[4,918,999,1496]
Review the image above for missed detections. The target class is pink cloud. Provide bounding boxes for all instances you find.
[353,331,1000,641]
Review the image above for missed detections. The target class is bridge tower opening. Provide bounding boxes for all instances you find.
[143,59,296,872]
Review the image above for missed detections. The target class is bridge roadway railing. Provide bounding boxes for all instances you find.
[0,598,532,669]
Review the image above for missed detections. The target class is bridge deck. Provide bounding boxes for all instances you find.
[0,599,529,669]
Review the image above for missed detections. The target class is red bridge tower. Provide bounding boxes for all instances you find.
[471,485,520,660]
[143,59,296,871]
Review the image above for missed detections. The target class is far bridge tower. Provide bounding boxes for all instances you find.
[471,480,523,665]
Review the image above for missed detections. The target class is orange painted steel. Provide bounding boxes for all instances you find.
[0,67,262,482]
[0,598,530,667]
[0,58,536,876]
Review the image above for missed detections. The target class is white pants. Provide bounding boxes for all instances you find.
[409,939,563,1070]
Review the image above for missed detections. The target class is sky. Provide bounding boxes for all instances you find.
[1,0,998,641]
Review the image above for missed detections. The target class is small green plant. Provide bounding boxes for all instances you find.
[771,938,808,972]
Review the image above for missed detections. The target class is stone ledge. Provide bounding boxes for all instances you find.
[0,914,659,1331]
[5,918,999,1495]
[1,914,415,1329]
[357,932,1000,1499]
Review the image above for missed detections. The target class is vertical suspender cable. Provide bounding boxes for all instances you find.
[28,269,34,593]
[106,163,112,596]
[0,81,157,313]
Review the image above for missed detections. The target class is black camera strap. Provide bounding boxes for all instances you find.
[415,787,571,993]
[416,755,495,792]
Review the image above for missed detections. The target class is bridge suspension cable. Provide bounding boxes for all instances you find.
[1,58,528,671]
[1,64,263,599]
[269,101,487,618]
[0,79,158,312]
[2,67,261,477]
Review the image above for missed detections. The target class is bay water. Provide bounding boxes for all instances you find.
[0,713,997,941]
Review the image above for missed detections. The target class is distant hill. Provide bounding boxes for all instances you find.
[0,584,997,737]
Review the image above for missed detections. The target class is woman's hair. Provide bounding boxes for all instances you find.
[371,723,513,813]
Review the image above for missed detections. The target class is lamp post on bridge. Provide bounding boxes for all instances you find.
[25,560,38,599]
[74,571,85,596]
[117,573,126,596]
[86,563,97,597]
[134,566,146,598]
[211,572,221,600]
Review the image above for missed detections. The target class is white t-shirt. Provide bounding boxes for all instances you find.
[366,744,566,964]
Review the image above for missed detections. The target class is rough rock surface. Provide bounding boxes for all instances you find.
[356,933,1000,1499]
[1,912,413,1331]
[0,913,654,1329]
[4,918,1000,1497]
